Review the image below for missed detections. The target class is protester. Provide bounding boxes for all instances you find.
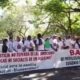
[50,35,58,51]
[2,39,8,53]
[64,36,71,49]
[22,37,26,44]
[36,33,44,51]
[7,36,15,52]
[33,36,37,50]
[61,36,76,49]
[57,37,63,50]
[2,34,80,53]
[44,37,52,51]
[70,36,75,48]
[24,35,35,51]
[75,38,80,49]
[13,36,23,52]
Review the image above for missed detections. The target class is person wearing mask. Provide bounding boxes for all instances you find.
[2,39,8,53]
[24,35,35,51]
[36,33,44,51]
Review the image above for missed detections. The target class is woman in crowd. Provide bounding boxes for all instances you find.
[44,37,52,51]
[24,35,35,51]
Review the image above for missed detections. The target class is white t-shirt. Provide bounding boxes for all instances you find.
[36,38,44,51]
[65,39,70,46]
[24,40,35,51]
[53,39,58,44]
[49,38,58,50]
[65,39,75,49]
[13,41,23,52]
[75,42,80,49]
[58,41,63,50]
[7,40,14,52]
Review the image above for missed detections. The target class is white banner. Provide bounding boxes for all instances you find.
[0,51,54,74]
[54,49,80,68]
[0,49,80,75]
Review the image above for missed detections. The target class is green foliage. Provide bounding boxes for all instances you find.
[0,0,80,37]
[32,0,80,36]
[44,0,64,13]
[0,0,10,8]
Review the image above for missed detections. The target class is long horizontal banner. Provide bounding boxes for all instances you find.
[0,51,54,74]
[0,49,80,74]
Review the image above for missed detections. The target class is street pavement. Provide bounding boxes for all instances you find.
[0,67,80,80]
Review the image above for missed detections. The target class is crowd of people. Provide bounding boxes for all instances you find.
[2,33,80,53]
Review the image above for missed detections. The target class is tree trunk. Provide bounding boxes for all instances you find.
[42,22,50,36]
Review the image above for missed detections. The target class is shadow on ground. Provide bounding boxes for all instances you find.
[0,67,80,80]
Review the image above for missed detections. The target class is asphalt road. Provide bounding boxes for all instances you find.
[0,67,80,80]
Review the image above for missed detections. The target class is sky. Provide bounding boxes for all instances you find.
[0,0,77,36]
[0,0,37,17]
[0,0,38,36]
[12,0,37,36]
[12,0,37,6]
[0,8,4,17]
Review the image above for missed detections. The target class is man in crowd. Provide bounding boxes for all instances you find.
[7,36,15,52]
[36,33,44,51]
[13,36,23,52]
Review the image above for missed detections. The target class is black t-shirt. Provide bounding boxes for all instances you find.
[2,45,8,53]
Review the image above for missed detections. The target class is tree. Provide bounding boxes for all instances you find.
[0,0,80,37]
[0,6,30,38]
[31,0,80,36]
[0,0,10,7]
